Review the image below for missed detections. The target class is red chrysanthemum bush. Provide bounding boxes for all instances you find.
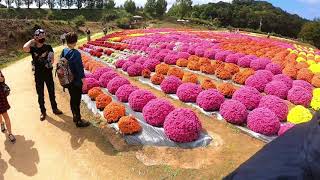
[118,116,142,135]
[232,68,255,85]
[187,60,201,71]
[151,73,165,85]
[176,58,189,67]
[182,72,198,83]
[103,102,126,123]
[142,68,151,78]
[167,67,184,79]
[96,94,112,111]
[155,63,170,75]
[200,64,216,74]
[88,87,104,101]
[296,68,314,83]
[217,83,236,97]
[201,79,216,90]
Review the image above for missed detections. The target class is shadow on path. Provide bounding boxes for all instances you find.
[4,135,39,177]
[0,151,8,180]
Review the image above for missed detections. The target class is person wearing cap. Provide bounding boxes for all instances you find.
[23,29,63,121]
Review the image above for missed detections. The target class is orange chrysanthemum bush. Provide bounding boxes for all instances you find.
[182,72,198,83]
[215,66,233,80]
[88,87,104,101]
[296,68,314,83]
[224,63,240,75]
[118,116,142,135]
[142,68,151,78]
[282,65,298,79]
[96,94,112,111]
[155,63,170,75]
[217,83,236,97]
[103,102,126,123]
[233,68,255,85]
[151,73,165,85]
[199,57,211,66]
[167,67,184,79]
[295,62,309,70]
[188,55,200,62]
[200,64,216,74]
[187,60,201,71]
[176,58,189,67]
[201,79,216,90]
[312,74,320,88]
[211,60,224,69]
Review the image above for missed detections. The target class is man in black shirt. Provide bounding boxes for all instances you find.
[23,29,62,121]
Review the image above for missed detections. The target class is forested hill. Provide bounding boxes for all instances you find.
[169,0,308,38]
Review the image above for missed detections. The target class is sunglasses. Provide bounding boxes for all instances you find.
[34,29,45,36]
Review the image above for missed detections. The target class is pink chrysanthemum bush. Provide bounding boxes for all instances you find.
[164,54,179,65]
[225,53,245,64]
[265,63,282,75]
[115,84,138,102]
[245,74,270,92]
[115,59,126,68]
[160,76,183,94]
[287,86,312,107]
[232,86,262,110]
[99,71,119,88]
[247,108,280,136]
[272,74,293,89]
[85,73,95,79]
[142,99,175,127]
[254,70,274,82]
[219,100,247,125]
[163,108,202,143]
[122,61,134,71]
[196,89,225,111]
[82,78,99,94]
[143,58,161,72]
[237,55,254,67]
[292,80,313,92]
[128,90,156,112]
[278,123,295,136]
[93,67,113,80]
[176,83,202,103]
[250,57,271,70]
[264,81,289,99]
[107,76,130,94]
[127,63,143,77]
[258,95,288,122]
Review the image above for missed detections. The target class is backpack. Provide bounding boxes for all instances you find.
[56,50,74,88]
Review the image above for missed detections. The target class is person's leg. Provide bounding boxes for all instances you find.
[67,85,76,121]
[35,74,46,114]
[44,71,59,112]
[73,85,82,121]
[69,84,89,127]
[2,112,12,134]
[0,114,5,132]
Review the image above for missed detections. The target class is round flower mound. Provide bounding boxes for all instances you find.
[128,90,156,112]
[312,74,320,88]
[142,99,175,127]
[103,102,126,123]
[176,83,202,102]
[127,63,143,77]
[232,69,255,85]
[224,63,240,75]
[220,100,247,125]
[295,62,309,70]
[187,60,201,71]
[155,63,170,75]
[201,79,216,90]
[258,95,288,122]
[217,83,236,97]
[287,86,312,107]
[292,80,313,92]
[272,74,293,89]
[200,64,216,74]
[237,56,253,68]
[199,57,211,66]
[142,68,151,78]
[164,54,178,65]
[297,68,314,83]
[232,86,262,110]
[107,76,130,94]
[143,59,161,72]
[115,59,126,68]
[225,53,244,64]
[265,63,282,75]
[115,84,138,102]
[278,123,295,136]
[93,67,112,80]
[282,65,298,79]
[83,78,99,94]
[151,73,165,85]
[250,57,271,70]
[245,75,269,92]
[287,105,312,124]
[118,116,142,135]
[136,57,147,65]
[160,76,183,94]
[215,66,233,80]
[99,71,119,88]
[167,67,184,79]
[254,70,274,82]
[176,58,189,67]
[96,94,112,110]
[182,73,198,84]
[163,108,202,143]
[88,87,104,101]
[247,108,280,136]
[195,48,205,57]
[85,73,95,79]
[122,61,134,71]
[196,89,225,111]
[264,81,289,99]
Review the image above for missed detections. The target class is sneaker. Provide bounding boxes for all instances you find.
[53,109,63,115]
[40,113,47,121]
[8,134,16,144]
[75,120,90,128]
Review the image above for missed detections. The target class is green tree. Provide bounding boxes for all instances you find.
[22,0,33,8]
[47,0,56,9]
[299,22,320,48]
[64,0,73,9]
[155,0,167,17]
[176,0,192,18]
[124,0,136,14]
[75,0,83,9]
[144,0,156,17]
[96,0,103,8]
[104,0,115,9]
[14,0,22,8]
[5,0,13,8]
[34,0,46,8]
[85,0,95,8]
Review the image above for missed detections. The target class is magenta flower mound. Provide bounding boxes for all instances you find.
[219,100,247,125]
[250,57,271,70]
[177,52,190,59]
[142,99,175,127]
[287,86,312,107]
[232,86,262,110]
[136,57,147,65]
[98,71,119,88]
[128,55,141,62]
[122,61,134,71]
[254,70,274,82]
[258,95,288,122]
[115,59,126,68]
[188,46,196,55]
[265,63,282,75]
[237,56,253,67]
[93,67,112,80]
[195,48,205,57]
[247,108,280,136]
[273,74,293,89]
[215,51,232,61]
[164,54,178,65]
[160,76,183,94]
[155,52,167,62]
[204,49,216,59]
[196,89,225,111]
[176,83,202,103]
[278,123,295,136]
[292,80,313,92]
[82,78,99,94]
[85,73,95,79]
[264,81,289,99]
[128,90,157,112]
[143,59,161,72]
[163,108,202,143]
[127,63,143,77]
[225,53,244,64]
[245,75,269,92]
[115,84,138,102]
[107,76,130,94]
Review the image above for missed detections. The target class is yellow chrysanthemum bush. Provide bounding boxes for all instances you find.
[287,105,313,124]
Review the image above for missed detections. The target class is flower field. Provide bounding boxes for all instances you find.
[79,28,320,145]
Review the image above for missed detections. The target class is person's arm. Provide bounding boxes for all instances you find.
[0,71,4,83]
[48,45,54,64]
[23,39,35,53]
